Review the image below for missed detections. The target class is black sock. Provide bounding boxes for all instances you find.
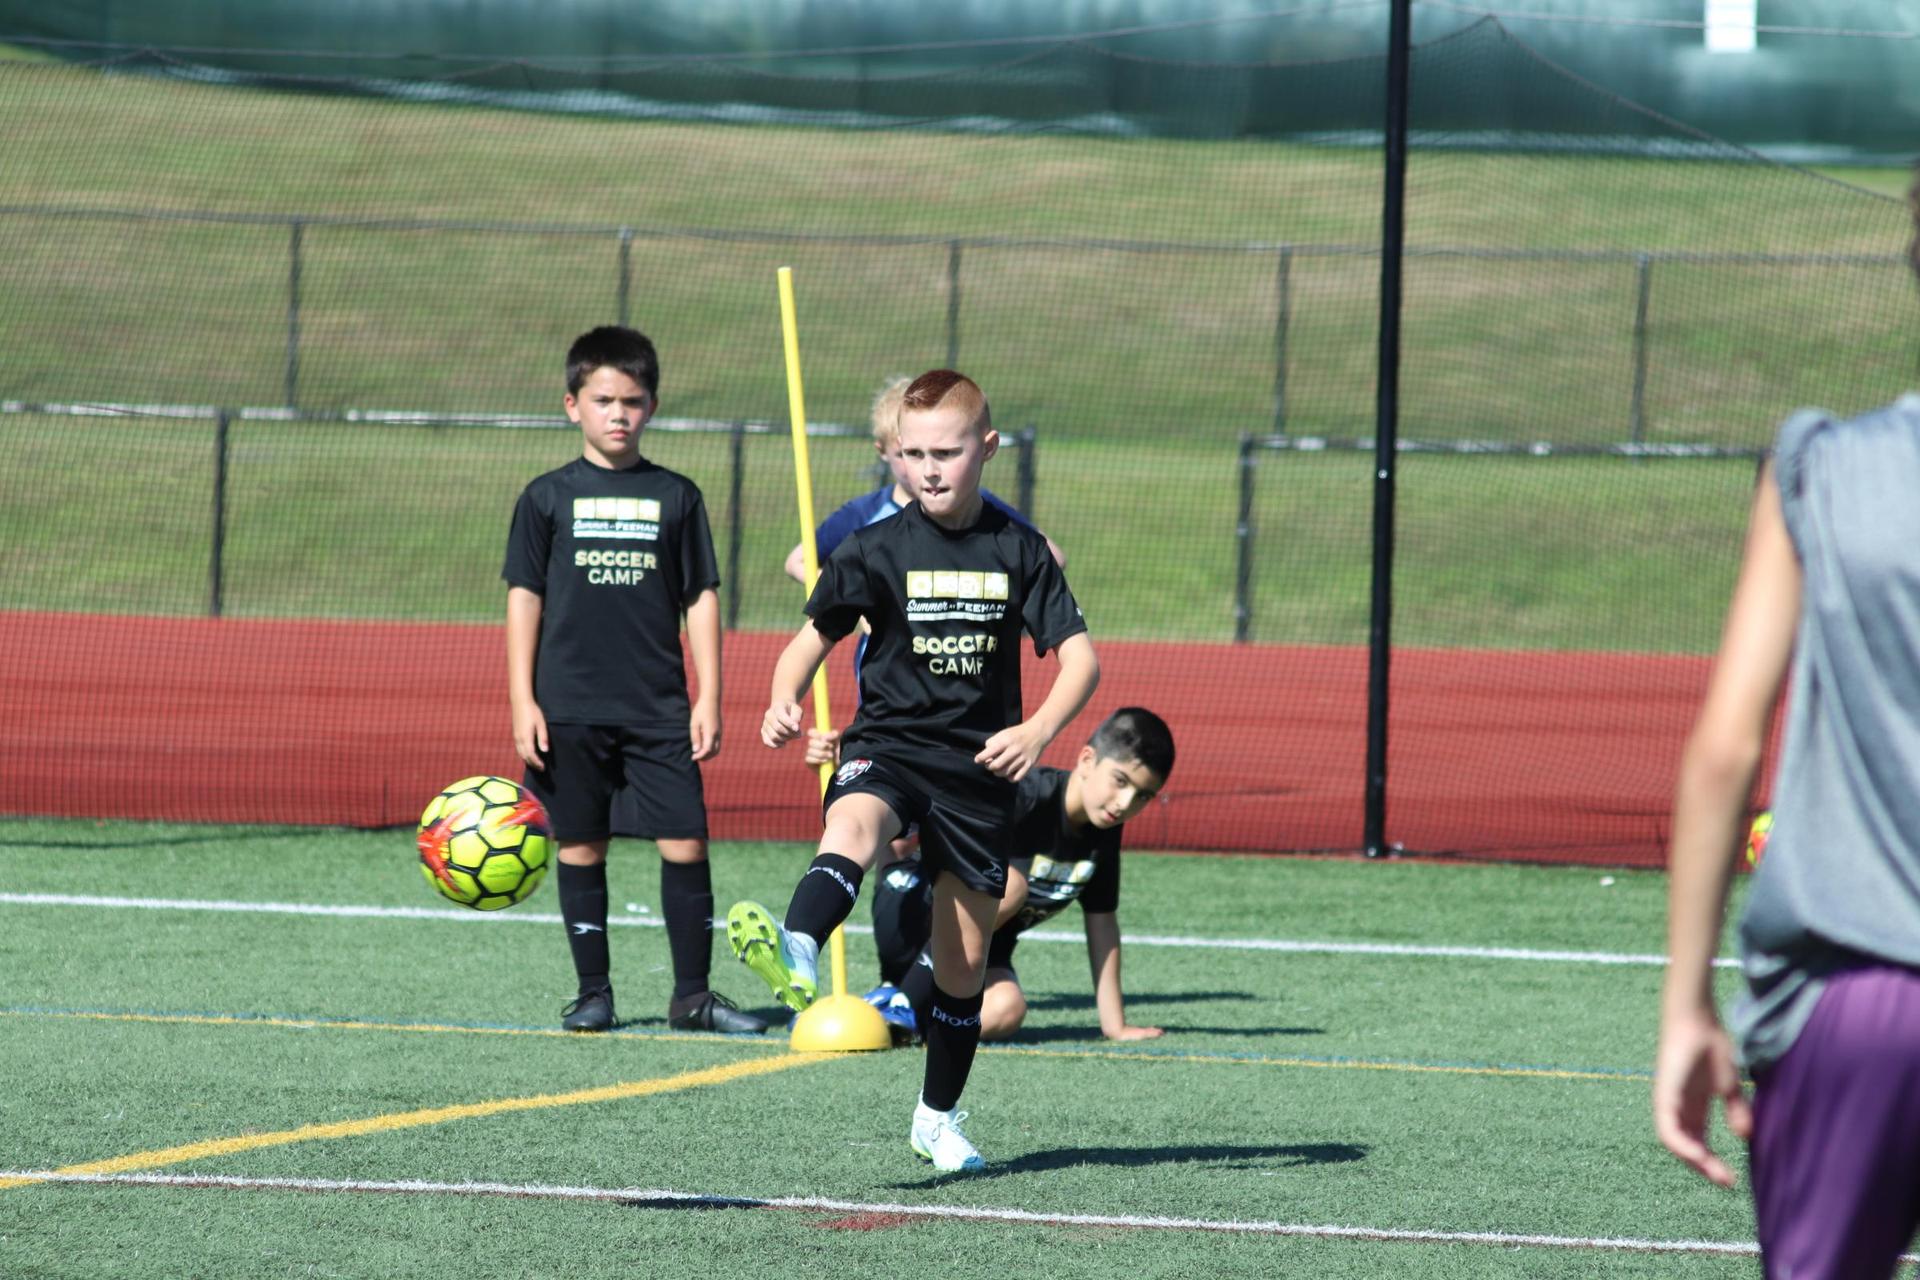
[783,853,864,948]
[899,953,936,1027]
[557,861,611,994]
[659,858,714,1002]
[920,982,984,1113]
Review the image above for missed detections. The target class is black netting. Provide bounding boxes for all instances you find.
[0,19,1907,861]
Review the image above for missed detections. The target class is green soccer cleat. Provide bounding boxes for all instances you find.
[725,900,818,1013]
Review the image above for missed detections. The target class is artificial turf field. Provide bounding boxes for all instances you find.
[0,817,1812,1278]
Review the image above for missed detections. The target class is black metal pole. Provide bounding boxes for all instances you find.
[1273,245,1292,435]
[284,220,302,409]
[726,420,745,631]
[946,239,963,369]
[210,408,230,618]
[1364,0,1412,858]
[1630,251,1652,445]
[617,227,634,329]
[1234,435,1256,644]
[1016,424,1035,517]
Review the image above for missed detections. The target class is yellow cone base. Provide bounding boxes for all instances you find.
[789,993,892,1052]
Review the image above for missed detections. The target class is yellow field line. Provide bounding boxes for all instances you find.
[5,1006,1645,1084]
[991,1044,1641,1083]
[0,1051,820,1192]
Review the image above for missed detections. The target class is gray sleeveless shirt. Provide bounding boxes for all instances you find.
[1731,395,1920,1073]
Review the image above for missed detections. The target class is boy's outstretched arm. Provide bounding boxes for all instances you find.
[976,632,1098,781]
[686,588,722,761]
[1654,463,1798,1189]
[763,622,838,749]
[506,586,548,769]
[782,543,809,585]
[1085,910,1162,1041]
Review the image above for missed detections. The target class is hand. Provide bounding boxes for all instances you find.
[803,727,842,769]
[975,719,1050,781]
[762,700,804,749]
[690,699,721,762]
[512,701,549,771]
[1653,1006,1752,1188]
[1106,1024,1164,1042]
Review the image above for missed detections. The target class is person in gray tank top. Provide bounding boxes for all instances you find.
[1654,171,1920,1279]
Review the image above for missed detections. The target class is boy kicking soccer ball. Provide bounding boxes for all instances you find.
[860,707,1175,1044]
[503,325,765,1036]
[731,369,1099,1171]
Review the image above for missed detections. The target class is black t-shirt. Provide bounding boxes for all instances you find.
[502,455,719,726]
[805,501,1085,756]
[1001,765,1123,937]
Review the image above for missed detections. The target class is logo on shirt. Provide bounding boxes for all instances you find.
[572,496,661,542]
[903,569,1009,625]
[905,570,1008,601]
[835,758,874,787]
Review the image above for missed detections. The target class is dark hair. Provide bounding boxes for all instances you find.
[566,326,660,397]
[1087,707,1175,779]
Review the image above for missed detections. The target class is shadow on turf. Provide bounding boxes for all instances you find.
[31,828,337,850]
[1003,1022,1323,1043]
[1022,990,1258,1011]
[1016,990,1314,1038]
[885,1141,1368,1187]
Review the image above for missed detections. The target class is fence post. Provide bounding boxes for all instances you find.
[1273,244,1292,434]
[1234,435,1255,643]
[1016,424,1036,518]
[726,420,745,631]
[1630,251,1652,446]
[284,219,303,409]
[617,227,634,329]
[945,239,963,369]
[210,408,231,618]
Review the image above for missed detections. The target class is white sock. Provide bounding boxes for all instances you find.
[787,930,820,980]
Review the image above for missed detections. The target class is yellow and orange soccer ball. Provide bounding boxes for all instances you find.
[416,776,553,910]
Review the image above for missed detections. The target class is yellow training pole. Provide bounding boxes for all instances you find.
[776,266,889,1052]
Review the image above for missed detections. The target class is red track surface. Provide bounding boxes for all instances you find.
[1,610,1751,865]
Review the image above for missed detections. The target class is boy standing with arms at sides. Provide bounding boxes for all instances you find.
[733,369,1099,1172]
[859,707,1175,1044]
[1653,173,1920,1278]
[504,326,766,1037]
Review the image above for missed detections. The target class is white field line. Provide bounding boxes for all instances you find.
[0,891,1738,967]
[1,1168,1833,1259]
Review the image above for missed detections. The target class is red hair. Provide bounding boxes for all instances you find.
[901,369,991,433]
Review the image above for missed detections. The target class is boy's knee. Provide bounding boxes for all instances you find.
[657,838,707,865]
[558,841,610,867]
[980,983,1026,1041]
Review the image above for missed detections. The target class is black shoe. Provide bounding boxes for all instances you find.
[561,988,614,1032]
[667,990,768,1034]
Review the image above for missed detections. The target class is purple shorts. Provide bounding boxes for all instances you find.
[1749,963,1920,1279]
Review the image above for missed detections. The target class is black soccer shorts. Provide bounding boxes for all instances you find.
[822,748,1014,898]
[523,723,708,844]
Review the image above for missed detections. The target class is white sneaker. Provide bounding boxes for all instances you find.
[909,1103,985,1173]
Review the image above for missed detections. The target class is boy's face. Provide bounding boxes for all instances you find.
[1073,746,1165,829]
[896,403,997,522]
[565,366,655,467]
[877,436,915,496]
